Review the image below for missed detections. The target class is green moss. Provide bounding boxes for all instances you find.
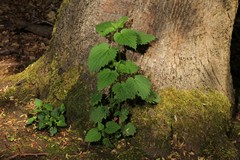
[132,88,238,159]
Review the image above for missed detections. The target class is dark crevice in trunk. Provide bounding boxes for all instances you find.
[230,3,240,117]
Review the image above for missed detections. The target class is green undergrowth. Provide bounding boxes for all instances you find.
[131,88,237,159]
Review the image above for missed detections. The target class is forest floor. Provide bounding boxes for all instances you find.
[0,0,91,159]
[1,1,240,160]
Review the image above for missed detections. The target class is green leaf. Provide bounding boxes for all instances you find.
[96,22,116,36]
[114,29,138,49]
[97,122,105,131]
[145,91,160,104]
[90,106,109,124]
[51,109,60,119]
[37,113,45,121]
[112,16,128,29]
[43,103,53,111]
[98,69,119,90]
[34,98,43,108]
[135,30,156,45]
[88,43,117,72]
[105,121,121,134]
[49,127,58,136]
[59,104,65,113]
[134,75,151,99]
[85,128,102,142]
[114,109,129,123]
[102,138,114,148]
[38,121,46,130]
[26,116,36,125]
[57,115,67,127]
[115,60,139,74]
[90,91,102,106]
[122,123,136,136]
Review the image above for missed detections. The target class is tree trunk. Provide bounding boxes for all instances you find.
[4,0,238,159]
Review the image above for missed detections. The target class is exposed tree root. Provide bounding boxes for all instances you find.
[6,152,48,160]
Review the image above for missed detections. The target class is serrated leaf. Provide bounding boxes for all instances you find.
[43,103,53,111]
[49,127,58,136]
[34,98,43,108]
[112,16,128,29]
[134,75,151,99]
[135,30,156,45]
[59,104,65,113]
[105,121,121,134]
[38,121,46,130]
[96,22,116,36]
[114,109,129,123]
[97,122,105,131]
[112,78,137,102]
[114,29,137,49]
[37,113,45,121]
[57,115,67,127]
[90,91,102,106]
[88,43,117,72]
[102,138,114,148]
[115,60,139,74]
[26,116,36,125]
[146,91,160,104]
[90,106,109,124]
[122,123,136,136]
[98,69,119,90]
[85,128,101,142]
[51,109,60,119]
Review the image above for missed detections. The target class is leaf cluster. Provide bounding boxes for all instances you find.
[26,99,67,136]
[85,16,160,147]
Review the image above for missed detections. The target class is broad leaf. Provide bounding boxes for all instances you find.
[97,122,105,131]
[85,128,101,142]
[43,103,53,111]
[49,127,58,136]
[114,29,137,49]
[90,91,102,106]
[105,121,121,134]
[122,123,136,136]
[145,90,160,104]
[112,78,137,102]
[90,106,109,124]
[34,98,43,108]
[115,60,139,74]
[26,116,36,125]
[96,22,116,36]
[57,115,67,127]
[134,75,151,99]
[102,138,114,148]
[51,109,60,119]
[98,69,119,90]
[114,109,129,123]
[135,30,156,45]
[59,104,65,113]
[37,113,45,121]
[88,43,117,72]
[38,121,46,130]
[112,16,128,29]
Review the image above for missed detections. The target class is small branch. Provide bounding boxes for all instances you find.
[6,152,48,160]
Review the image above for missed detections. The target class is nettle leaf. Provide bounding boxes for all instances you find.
[90,91,102,106]
[34,98,43,108]
[37,113,45,121]
[98,69,119,90]
[122,123,136,136]
[115,61,139,74]
[112,78,137,102]
[102,138,114,148]
[85,128,102,142]
[57,115,67,127]
[90,106,109,124]
[112,16,128,29]
[114,108,129,123]
[51,109,60,119]
[88,43,117,72]
[114,29,137,49]
[105,121,121,134]
[97,122,105,131]
[59,104,65,113]
[134,75,151,99]
[43,103,53,111]
[38,121,46,130]
[96,22,116,36]
[135,30,156,45]
[49,126,58,136]
[26,116,36,125]
[146,90,160,104]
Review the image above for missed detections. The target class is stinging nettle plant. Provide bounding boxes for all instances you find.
[85,16,160,147]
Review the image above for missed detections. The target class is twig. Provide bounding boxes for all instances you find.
[6,152,48,160]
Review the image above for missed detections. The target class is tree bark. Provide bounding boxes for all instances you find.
[3,0,238,158]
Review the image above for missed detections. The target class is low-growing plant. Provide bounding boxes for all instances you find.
[26,98,67,136]
[85,16,160,147]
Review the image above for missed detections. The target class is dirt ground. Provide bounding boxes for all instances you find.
[1,0,240,160]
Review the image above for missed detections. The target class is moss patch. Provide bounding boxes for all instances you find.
[131,88,237,159]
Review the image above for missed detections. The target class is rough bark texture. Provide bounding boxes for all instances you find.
[4,0,238,158]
